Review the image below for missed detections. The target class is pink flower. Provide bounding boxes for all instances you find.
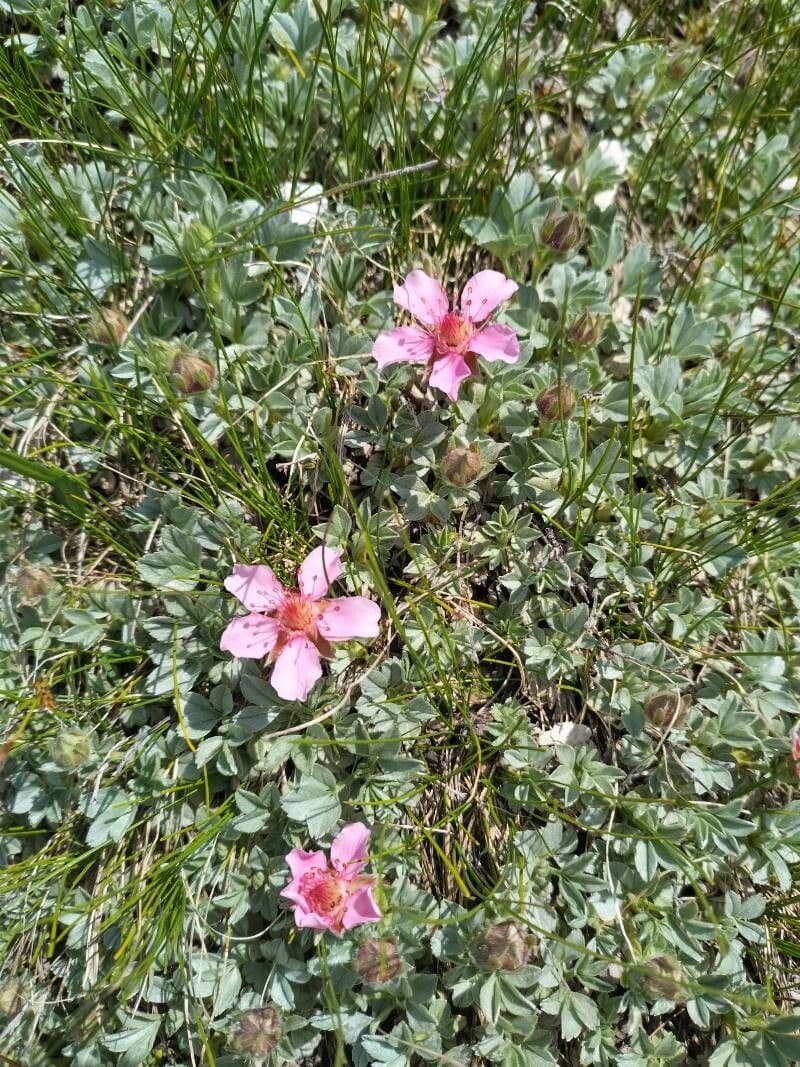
[792,727,800,779]
[220,546,381,702]
[280,822,382,935]
[372,268,520,401]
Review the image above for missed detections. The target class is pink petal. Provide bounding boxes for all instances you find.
[460,270,518,323]
[281,850,328,906]
[284,848,328,882]
[393,270,449,327]
[330,822,371,874]
[372,326,435,369]
[342,886,382,930]
[294,908,332,931]
[281,883,312,907]
[224,563,286,612]
[270,636,323,701]
[428,351,473,401]
[220,614,280,658]
[469,323,520,364]
[298,545,343,601]
[317,597,381,642]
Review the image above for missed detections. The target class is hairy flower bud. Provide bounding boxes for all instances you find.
[228,1007,282,1057]
[568,310,603,347]
[536,383,577,420]
[476,922,534,971]
[551,123,586,166]
[734,48,762,89]
[88,308,128,345]
[16,563,54,603]
[638,955,687,1002]
[50,728,93,770]
[644,691,688,729]
[442,445,482,487]
[540,210,582,253]
[355,937,403,984]
[667,56,689,81]
[186,219,215,256]
[170,351,216,394]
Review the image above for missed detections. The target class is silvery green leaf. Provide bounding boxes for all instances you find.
[359,1033,409,1066]
[620,243,660,299]
[61,609,106,647]
[102,1014,161,1066]
[84,788,137,846]
[281,766,342,837]
[634,358,683,418]
[181,692,221,739]
[232,788,272,833]
[670,307,716,360]
[136,550,200,592]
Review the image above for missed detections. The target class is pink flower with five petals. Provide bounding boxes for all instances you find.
[372,268,520,401]
[280,822,382,935]
[220,546,380,702]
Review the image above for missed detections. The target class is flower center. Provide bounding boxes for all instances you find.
[301,868,346,916]
[279,593,317,637]
[436,311,471,352]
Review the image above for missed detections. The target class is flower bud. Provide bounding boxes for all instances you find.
[734,48,762,89]
[88,308,128,345]
[643,691,688,729]
[568,310,603,347]
[186,220,215,256]
[540,210,581,253]
[667,58,686,81]
[442,445,482,487]
[638,955,687,1002]
[16,563,54,603]
[50,728,94,770]
[536,383,577,420]
[476,922,534,971]
[355,937,403,984]
[228,1007,282,1057]
[170,351,216,394]
[551,123,586,166]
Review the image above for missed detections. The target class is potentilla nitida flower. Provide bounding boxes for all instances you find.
[372,269,520,401]
[220,545,381,702]
[280,822,382,935]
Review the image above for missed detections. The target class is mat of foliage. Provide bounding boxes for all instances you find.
[2,1,800,1065]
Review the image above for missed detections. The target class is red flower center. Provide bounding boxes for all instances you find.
[279,593,318,637]
[301,868,346,916]
[436,311,471,352]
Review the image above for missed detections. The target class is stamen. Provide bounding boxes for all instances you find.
[301,869,345,915]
